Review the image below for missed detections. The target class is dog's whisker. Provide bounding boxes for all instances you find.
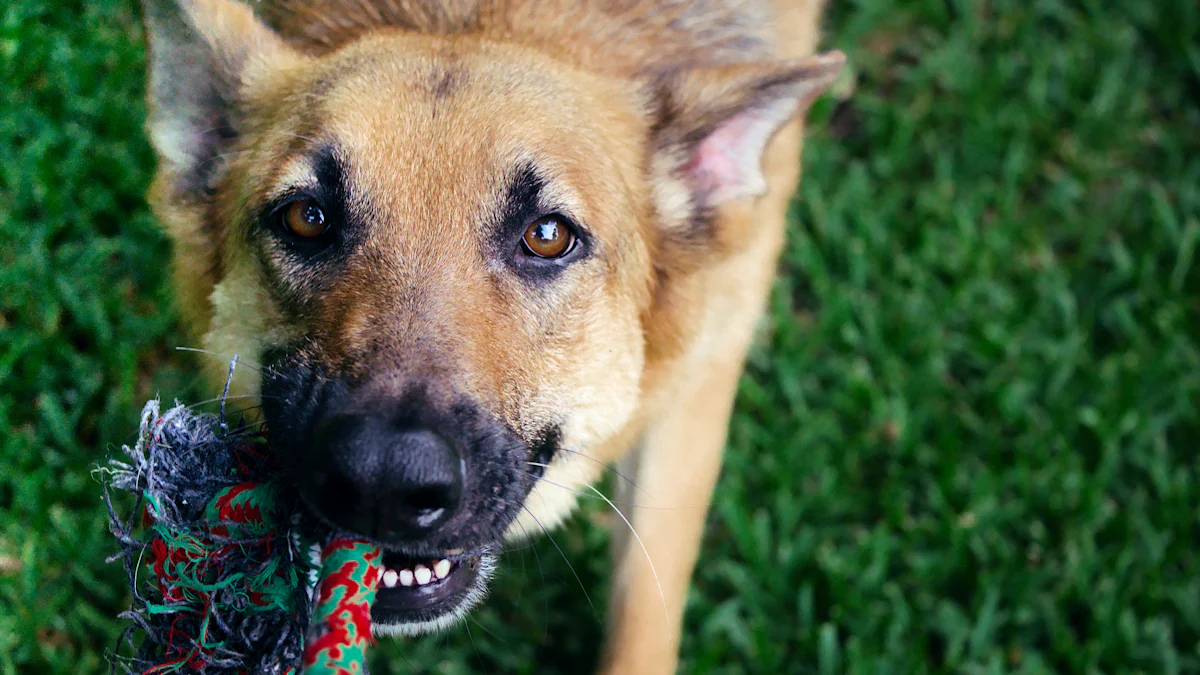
[521,505,599,620]
[502,515,542,553]
[212,418,269,439]
[392,624,439,671]
[215,405,268,419]
[526,466,693,511]
[221,402,268,414]
[468,616,509,645]
[524,470,607,503]
[558,447,652,499]
[462,617,487,671]
[183,393,284,413]
[584,483,670,627]
[110,357,273,447]
[206,416,271,445]
[526,469,669,509]
[498,539,539,553]
[174,346,276,377]
[274,130,322,144]
[508,513,547,636]
[506,519,535,607]
[214,422,269,441]
[185,393,279,406]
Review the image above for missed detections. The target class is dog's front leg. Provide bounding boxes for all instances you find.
[596,101,804,671]
[596,353,748,675]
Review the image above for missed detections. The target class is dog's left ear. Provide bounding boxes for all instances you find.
[647,50,845,226]
[142,0,300,198]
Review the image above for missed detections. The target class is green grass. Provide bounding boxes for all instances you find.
[2,0,1199,672]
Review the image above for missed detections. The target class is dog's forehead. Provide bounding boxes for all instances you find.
[270,38,643,225]
[315,42,589,162]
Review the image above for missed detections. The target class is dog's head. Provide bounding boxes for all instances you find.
[142,0,841,634]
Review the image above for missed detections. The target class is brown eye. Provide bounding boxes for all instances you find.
[521,216,575,258]
[282,199,327,238]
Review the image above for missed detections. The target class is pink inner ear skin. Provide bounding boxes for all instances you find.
[683,97,799,207]
[668,50,847,210]
[687,116,755,199]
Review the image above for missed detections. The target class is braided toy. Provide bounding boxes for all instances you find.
[103,399,381,674]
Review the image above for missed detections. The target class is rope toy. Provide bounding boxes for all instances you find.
[102,398,381,674]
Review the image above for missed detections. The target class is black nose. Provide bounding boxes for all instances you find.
[303,413,463,542]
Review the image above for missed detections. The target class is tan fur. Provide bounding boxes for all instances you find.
[143,0,839,671]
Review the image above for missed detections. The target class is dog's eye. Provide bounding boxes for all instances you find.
[282,199,328,238]
[521,216,575,258]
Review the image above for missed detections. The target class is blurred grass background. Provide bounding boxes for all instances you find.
[2,0,1199,673]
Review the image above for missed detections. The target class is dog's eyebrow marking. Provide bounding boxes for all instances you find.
[264,144,349,205]
[496,163,546,238]
[306,145,372,258]
[311,145,351,208]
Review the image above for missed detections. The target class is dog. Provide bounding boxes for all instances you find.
[139,0,842,670]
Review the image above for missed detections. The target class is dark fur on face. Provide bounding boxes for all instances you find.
[261,345,559,554]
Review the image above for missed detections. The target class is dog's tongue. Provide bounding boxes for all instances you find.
[302,539,383,674]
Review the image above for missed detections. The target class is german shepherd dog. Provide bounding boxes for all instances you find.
[140,0,842,670]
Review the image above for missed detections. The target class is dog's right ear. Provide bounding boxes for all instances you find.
[142,0,298,198]
[644,51,845,232]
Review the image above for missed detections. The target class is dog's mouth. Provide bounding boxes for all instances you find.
[297,498,502,635]
[368,547,495,635]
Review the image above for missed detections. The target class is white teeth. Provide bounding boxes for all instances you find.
[433,559,451,579]
[414,564,432,585]
[376,568,385,585]
[378,560,450,589]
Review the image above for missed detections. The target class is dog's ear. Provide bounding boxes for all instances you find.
[648,51,845,226]
[142,0,297,197]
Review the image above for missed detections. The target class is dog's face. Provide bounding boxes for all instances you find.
[245,35,654,632]
[143,0,840,634]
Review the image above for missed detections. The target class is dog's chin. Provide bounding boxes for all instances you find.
[369,547,497,637]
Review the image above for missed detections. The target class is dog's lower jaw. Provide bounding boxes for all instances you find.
[370,550,497,638]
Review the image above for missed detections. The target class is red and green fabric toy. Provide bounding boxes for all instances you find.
[103,399,382,674]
